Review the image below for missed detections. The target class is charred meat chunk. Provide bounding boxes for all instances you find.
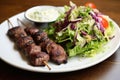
[25,27,39,36]
[46,43,67,65]
[24,43,41,56]
[16,36,34,49]
[29,52,49,66]
[7,26,27,41]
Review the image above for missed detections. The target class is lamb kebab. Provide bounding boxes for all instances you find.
[25,27,68,65]
[7,20,51,70]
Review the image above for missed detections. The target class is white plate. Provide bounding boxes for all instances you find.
[0,10,120,73]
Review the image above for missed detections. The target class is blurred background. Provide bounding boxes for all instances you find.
[0,0,120,25]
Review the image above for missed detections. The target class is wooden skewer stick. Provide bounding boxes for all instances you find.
[7,19,14,28]
[43,61,51,70]
[17,18,28,27]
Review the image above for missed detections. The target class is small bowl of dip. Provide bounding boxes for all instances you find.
[25,6,60,23]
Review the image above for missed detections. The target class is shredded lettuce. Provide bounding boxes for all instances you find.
[68,39,107,57]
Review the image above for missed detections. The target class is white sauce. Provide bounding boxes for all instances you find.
[27,7,60,22]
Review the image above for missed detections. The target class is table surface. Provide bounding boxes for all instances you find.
[0,0,120,80]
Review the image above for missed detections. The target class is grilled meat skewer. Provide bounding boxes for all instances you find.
[7,20,50,69]
[25,27,68,65]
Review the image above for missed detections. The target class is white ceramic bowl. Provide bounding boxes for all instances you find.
[25,6,60,23]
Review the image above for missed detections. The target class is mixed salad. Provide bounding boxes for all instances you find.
[45,1,115,57]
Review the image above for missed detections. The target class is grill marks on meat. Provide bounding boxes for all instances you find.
[25,27,68,65]
[7,26,49,66]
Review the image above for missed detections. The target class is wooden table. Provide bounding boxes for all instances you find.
[0,0,120,80]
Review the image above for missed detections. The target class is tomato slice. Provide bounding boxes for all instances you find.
[99,16,109,29]
[85,2,96,9]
